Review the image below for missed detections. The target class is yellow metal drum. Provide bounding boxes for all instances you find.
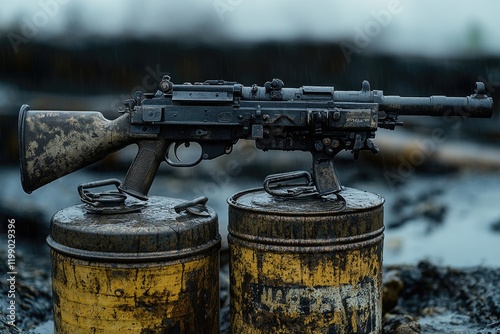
[228,187,384,334]
[48,196,220,333]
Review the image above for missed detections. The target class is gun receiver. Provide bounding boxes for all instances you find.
[19,77,493,199]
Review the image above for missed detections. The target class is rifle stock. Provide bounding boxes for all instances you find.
[18,104,133,193]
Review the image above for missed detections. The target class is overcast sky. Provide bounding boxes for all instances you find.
[1,0,499,57]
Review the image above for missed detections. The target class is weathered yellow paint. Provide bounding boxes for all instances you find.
[48,196,220,334]
[51,249,219,333]
[228,187,384,334]
[230,242,382,334]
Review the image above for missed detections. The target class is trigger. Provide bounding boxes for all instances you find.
[174,142,190,161]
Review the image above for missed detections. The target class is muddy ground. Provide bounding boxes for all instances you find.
[382,263,500,333]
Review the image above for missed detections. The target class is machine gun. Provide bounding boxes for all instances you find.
[19,76,493,199]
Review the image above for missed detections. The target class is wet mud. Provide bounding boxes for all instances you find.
[382,261,500,333]
[0,241,52,334]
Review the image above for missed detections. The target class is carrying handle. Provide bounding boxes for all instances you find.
[78,179,127,207]
[174,196,210,217]
[263,171,317,197]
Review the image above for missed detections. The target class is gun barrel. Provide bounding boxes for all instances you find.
[380,95,493,118]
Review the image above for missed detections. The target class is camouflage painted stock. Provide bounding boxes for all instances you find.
[19,77,493,199]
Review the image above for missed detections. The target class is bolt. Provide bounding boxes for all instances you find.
[314,141,324,151]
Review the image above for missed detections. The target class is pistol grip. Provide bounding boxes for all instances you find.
[119,140,168,200]
[312,153,343,196]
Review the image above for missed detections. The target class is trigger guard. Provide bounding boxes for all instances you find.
[165,142,203,167]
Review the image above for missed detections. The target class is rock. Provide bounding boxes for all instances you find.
[383,310,421,334]
[382,269,405,314]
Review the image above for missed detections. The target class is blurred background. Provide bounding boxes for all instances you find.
[1,0,500,267]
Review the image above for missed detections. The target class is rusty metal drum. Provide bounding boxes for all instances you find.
[47,195,220,334]
[228,187,385,333]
